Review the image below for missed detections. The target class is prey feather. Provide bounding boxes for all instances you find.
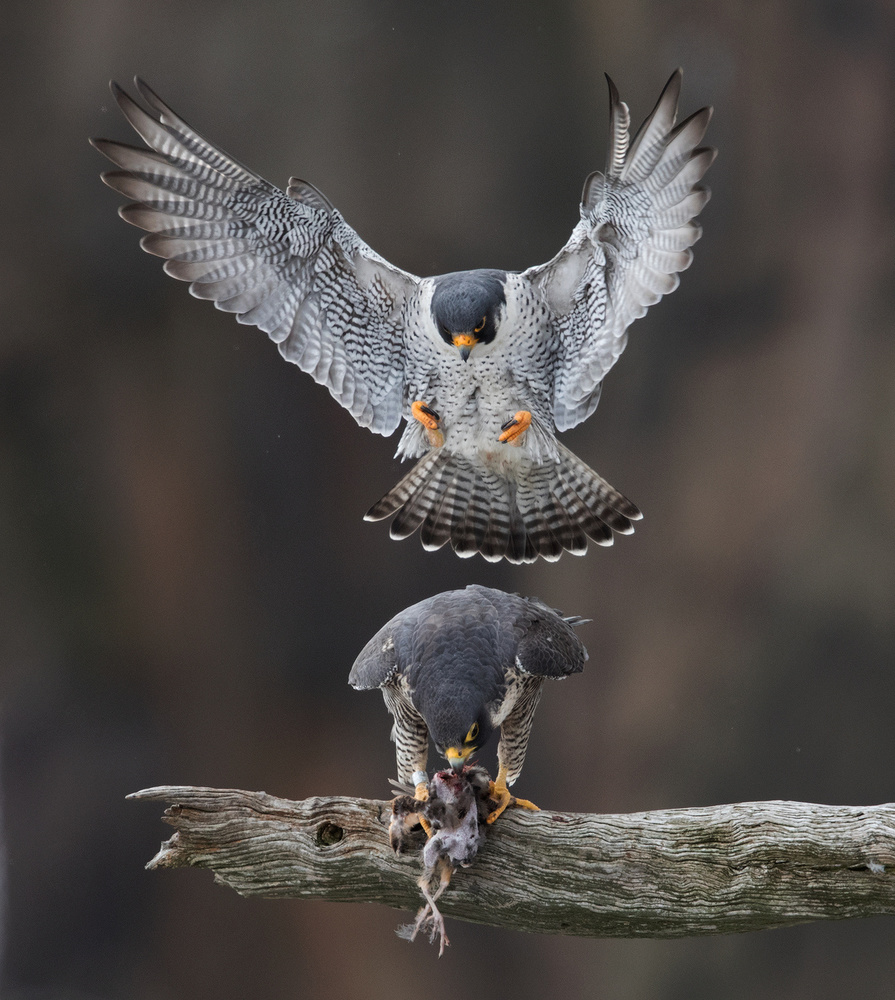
[391,765,494,956]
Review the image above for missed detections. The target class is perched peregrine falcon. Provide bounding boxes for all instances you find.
[92,72,714,562]
[349,585,587,822]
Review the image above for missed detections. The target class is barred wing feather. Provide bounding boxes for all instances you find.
[524,70,715,432]
[92,79,418,435]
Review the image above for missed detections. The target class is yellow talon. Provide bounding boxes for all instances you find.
[498,409,532,446]
[509,795,540,812]
[411,400,445,448]
[486,768,540,825]
[414,780,433,837]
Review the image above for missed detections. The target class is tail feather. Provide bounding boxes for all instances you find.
[516,479,563,562]
[559,445,641,532]
[539,464,590,556]
[364,445,641,564]
[480,479,512,563]
[364,449,443,521]
[418,463,467,551]
[451,472,492,558]
[548,483,590,555]
[506,498,537,564]
[388,453,452,539]
[563,488,614,545]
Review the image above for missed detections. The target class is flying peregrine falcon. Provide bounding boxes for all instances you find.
[349,585,587,822]
[92,72,714,563]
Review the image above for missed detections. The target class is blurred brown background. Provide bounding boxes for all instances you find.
[2,0,895,997]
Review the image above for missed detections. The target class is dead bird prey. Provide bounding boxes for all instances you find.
[390,765,495,955]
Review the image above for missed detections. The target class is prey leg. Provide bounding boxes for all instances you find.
[498,409,532,446]
[486,763,540,825]
[411,400,445,448]
[412,860,452,956]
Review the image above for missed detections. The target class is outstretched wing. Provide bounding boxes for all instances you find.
[92,79,420,435]
[523,70,715,431]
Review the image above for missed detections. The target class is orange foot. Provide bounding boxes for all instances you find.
[498,410,532,446]
[412,400,445,448]
[414,780,433,837]
[486,769,540,825]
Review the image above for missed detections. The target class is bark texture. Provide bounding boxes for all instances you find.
[129,786,895,938]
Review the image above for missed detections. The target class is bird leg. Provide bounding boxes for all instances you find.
[414,780,433,837]
[498,409,532,446]
[411,400,445,448]
[410,860,452,956]
[429,859,453,904]
[486,763,540,824]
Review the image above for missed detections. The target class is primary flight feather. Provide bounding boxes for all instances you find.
[92,71,714,563]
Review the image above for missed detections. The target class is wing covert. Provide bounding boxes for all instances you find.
[514,601,588,678]
[92,79,420,435]
[523,70,715,431]
[349,624,400,690]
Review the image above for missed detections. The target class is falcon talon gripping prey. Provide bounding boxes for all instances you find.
[93,70,713,563]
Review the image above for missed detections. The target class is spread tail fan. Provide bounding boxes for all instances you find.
[364,444,641,564]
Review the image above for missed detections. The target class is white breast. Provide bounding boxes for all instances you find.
[402,276,559,465]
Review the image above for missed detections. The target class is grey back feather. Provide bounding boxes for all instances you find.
[348,585,587,690]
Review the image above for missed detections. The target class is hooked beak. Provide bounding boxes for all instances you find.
[452,333,478,362]
[445,746,473,771]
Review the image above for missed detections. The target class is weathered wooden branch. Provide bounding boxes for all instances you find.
[129,786,895,938]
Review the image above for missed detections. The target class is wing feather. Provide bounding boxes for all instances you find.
[92,80,420,435]
[523,70,715,431]
[349,623,401,690]
[512,599,588,678]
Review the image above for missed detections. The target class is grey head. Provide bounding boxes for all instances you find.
[430,269,507,360]
[416,678,496,771]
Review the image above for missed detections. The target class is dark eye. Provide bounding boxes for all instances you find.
[474,316,486,334]
[466,722,479,742]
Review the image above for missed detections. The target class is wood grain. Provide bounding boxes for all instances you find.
[129,786,895,937]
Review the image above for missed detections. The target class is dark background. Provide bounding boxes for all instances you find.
[3,1,895,997]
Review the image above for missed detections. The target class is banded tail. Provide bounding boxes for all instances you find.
[364,444,641,563]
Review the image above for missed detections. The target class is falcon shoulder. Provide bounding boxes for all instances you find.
[92,79,420,435]
[522,70,715,432]
[348,622,401,690]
